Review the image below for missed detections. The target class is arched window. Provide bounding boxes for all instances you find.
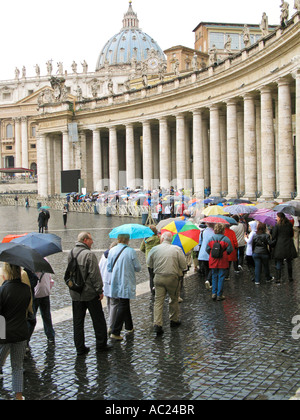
[6,124,13,139]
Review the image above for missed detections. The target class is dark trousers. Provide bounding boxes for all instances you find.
[28,296,55,341]
[112,298,133,335]
[72,297,107,352]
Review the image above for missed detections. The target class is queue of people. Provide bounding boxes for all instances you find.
[0,207,298,399]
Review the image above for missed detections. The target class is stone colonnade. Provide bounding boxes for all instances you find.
[37,73,300,200]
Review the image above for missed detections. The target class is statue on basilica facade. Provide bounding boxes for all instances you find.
[224,34,232,53]
[22,66,26,78]
[46,60,53,76]
[15,67,20,80]
[71,61,78,74]
[208,45,217,65]
[260,12,269,37]
[242,25,251,48]
[57,62,64,76]
[280,0,290,27]
[35,64,40,77]
[81,60,88,74]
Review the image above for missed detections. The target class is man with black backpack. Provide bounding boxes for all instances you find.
[206,224,233,301]
[67,232,111,356]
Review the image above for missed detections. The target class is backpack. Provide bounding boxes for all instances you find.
[211,240,224,259]
[64,248,86,294]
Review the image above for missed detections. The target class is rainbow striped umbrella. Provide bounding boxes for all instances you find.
[161,220,200,254]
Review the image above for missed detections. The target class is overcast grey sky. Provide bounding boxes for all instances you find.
[0,0,288,80]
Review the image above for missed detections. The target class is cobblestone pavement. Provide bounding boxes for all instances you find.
[0,207,300,401]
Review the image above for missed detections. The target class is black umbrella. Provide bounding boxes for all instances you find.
[273,205,300,216]
[0,243,54,273]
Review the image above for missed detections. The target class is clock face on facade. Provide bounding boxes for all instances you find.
[148,58,159,69]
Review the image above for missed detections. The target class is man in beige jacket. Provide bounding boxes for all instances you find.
[147,232,187,335]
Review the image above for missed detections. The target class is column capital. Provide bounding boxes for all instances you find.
[225,98,238,106]
[259,85,274,94]
[277,76,291,87]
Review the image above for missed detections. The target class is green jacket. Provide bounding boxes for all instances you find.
[140,235,161,259]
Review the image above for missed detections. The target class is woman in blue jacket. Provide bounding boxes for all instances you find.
[107,234,141,341]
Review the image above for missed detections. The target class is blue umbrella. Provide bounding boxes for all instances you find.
[12,233,62,257]
[109,224,155,239]
[216,215,238,225]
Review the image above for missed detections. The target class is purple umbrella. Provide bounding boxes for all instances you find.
[249,209,293,226]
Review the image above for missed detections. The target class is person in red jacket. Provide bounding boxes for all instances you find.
[206,224,233,301]
[224,226,238,279]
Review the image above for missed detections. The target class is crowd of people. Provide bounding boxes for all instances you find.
[0,201,299,400]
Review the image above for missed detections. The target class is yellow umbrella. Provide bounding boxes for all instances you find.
[203,205,226,216]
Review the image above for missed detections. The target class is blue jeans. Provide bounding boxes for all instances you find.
[252,253,271,284]
[211,269,226,297]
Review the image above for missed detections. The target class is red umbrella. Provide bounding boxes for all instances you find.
[2,233,27,243]
[201,217,230,225]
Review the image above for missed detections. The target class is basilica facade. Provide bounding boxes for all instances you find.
[1,2,300,200]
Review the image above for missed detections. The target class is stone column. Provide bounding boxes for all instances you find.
[209,104,222,196]
[277,77,295,199]
[255,101,262,194]
[92,128,102,192]
[237,108,245,194]
[193,110,204,197]
[79,131,87,190]
[142,120,152,191]
[37,134,48,197]
[295,70,300,199]
[202,117,210,190]
[21,117,28,169]
[159,117,170,189]
[243,93,257,199]
[53,136,62,195]
[14,118,22,168]
[260,86,276,199]
[220,110,227,193]
[62,130,70,171]
[176,113,186,190]
[226,99,239,197]
[126,123,136,189]
[109,126,119,191]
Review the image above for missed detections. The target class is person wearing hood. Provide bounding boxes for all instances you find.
[245,221,257,282]
[140,225,161,294]
[99,241,118,333]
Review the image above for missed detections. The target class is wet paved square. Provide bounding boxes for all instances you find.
[0,206,300,400]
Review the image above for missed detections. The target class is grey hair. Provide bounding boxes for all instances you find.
[161,231,173,243]
[77,232,91,243]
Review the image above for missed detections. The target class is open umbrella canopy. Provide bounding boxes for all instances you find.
[0,242,54,273]
[272,205,300,216]
[161,220,200,254]
[2,233,28,243]
[203,206,226,216]
[109,224,155,239]
[201,216,230,225]
[249,209,293,226]
[224,204,258,214]
[216,215,238,225]
[12,233,62,257]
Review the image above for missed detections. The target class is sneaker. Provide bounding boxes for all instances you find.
[178,297,183,303]
[255,282,260,285]
[217,295,226,301]
[212,294,217,301]
[154,325,164,335]
[125,328,135,334]
[205,281,212,290]
[110,334,123,341]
